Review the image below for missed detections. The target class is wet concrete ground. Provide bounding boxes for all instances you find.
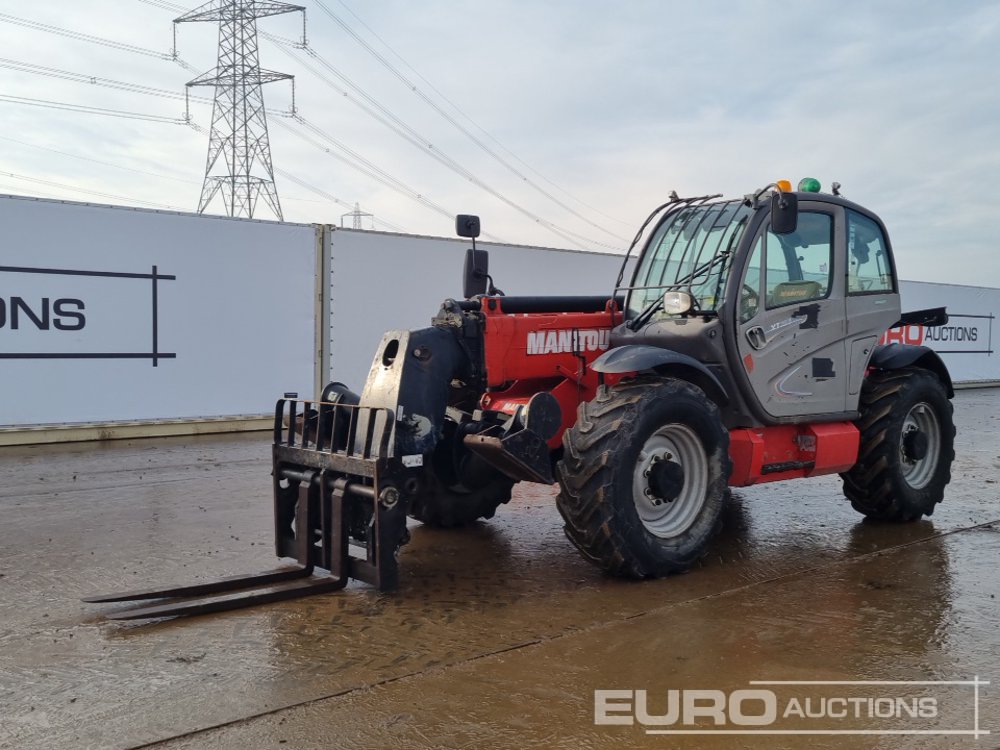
[1,389,997,749]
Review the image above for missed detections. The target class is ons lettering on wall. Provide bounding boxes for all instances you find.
[0,297,86,331]
[0,264,175,366]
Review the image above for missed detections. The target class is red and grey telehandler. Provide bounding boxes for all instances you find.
[86,179,955,619]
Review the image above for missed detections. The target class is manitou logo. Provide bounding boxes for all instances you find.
[526,328,611,355]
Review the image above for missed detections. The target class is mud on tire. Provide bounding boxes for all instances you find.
[841,368,955,522]
[556,378,731,578]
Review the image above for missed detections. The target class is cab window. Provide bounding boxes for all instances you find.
[764,212,833,309]
[847,210,894,294]
[739,240,762,323]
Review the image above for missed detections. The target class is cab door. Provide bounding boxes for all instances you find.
[843,209,902,408]
[735,204,849,419]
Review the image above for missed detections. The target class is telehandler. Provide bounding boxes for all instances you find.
[86,179,954,618]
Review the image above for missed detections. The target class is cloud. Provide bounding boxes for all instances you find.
[0,0,997,284]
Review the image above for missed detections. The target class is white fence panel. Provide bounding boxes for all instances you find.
[894,281,998,383]
[0,196,316,426]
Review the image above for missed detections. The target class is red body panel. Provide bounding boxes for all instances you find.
[728,422,860,486]
[478,299,623,449]
[480,299,621,387]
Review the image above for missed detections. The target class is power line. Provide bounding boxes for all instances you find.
[0,12,199,72]
[0,82,467,232]
[274,117,457,225]
[143,0,616,248]
[316,0,631,234]
[273,117,506,242]
[0,169,186,209]
[332,0,631,230]
[0,131,362,209]
[0,65,318,206]
[6,2,624,248]
[186,120,418,226]
[0,57,428,221]
[2,6,511,237]
[137,0,187,12]
[0,134,200,185]
[0,183,64,201]
[340,201,373,229]
[0,57,298,119]
[274,167,405,232]
[0,57,196,106]
[0,93,185,123]
[266,36,616,251]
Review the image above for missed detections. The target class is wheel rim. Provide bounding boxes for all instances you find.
[632,423,708,538]
[900,401,941,490]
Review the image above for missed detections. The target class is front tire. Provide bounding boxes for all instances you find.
[556,378,731,578]
[841,368,955,521]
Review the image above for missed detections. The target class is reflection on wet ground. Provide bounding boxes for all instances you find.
[0,389,997,749]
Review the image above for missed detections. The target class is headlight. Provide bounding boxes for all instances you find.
[662,291,693,315]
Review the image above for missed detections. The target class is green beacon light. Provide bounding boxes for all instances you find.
[798,177,822,193]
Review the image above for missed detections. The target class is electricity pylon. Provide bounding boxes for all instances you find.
[175,0,304,220]
[340,202,374,229]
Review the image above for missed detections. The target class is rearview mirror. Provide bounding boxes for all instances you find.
[456,214,481,239]
[770,191,798,235]
[463,247,489,298]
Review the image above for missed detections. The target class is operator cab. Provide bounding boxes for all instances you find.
[608,179,902,427]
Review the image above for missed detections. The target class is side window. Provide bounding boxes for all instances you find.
[765,212,833,308]
[740,238,763,323]
[847,210,894,294]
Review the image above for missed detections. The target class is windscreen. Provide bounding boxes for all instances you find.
[626,200,752,318]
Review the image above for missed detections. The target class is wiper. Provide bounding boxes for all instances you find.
[628,295,664,330]
[628,255,725,331]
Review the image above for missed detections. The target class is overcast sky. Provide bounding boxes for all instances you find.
[1,1,998,285]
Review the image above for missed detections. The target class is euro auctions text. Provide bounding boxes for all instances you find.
[594,678,989,737]
[595,689,937,725]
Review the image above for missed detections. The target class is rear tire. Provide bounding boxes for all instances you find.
[841,368,955,522]
[408,471,514,528]
[556,378,730,578]
[408,416,515,528]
